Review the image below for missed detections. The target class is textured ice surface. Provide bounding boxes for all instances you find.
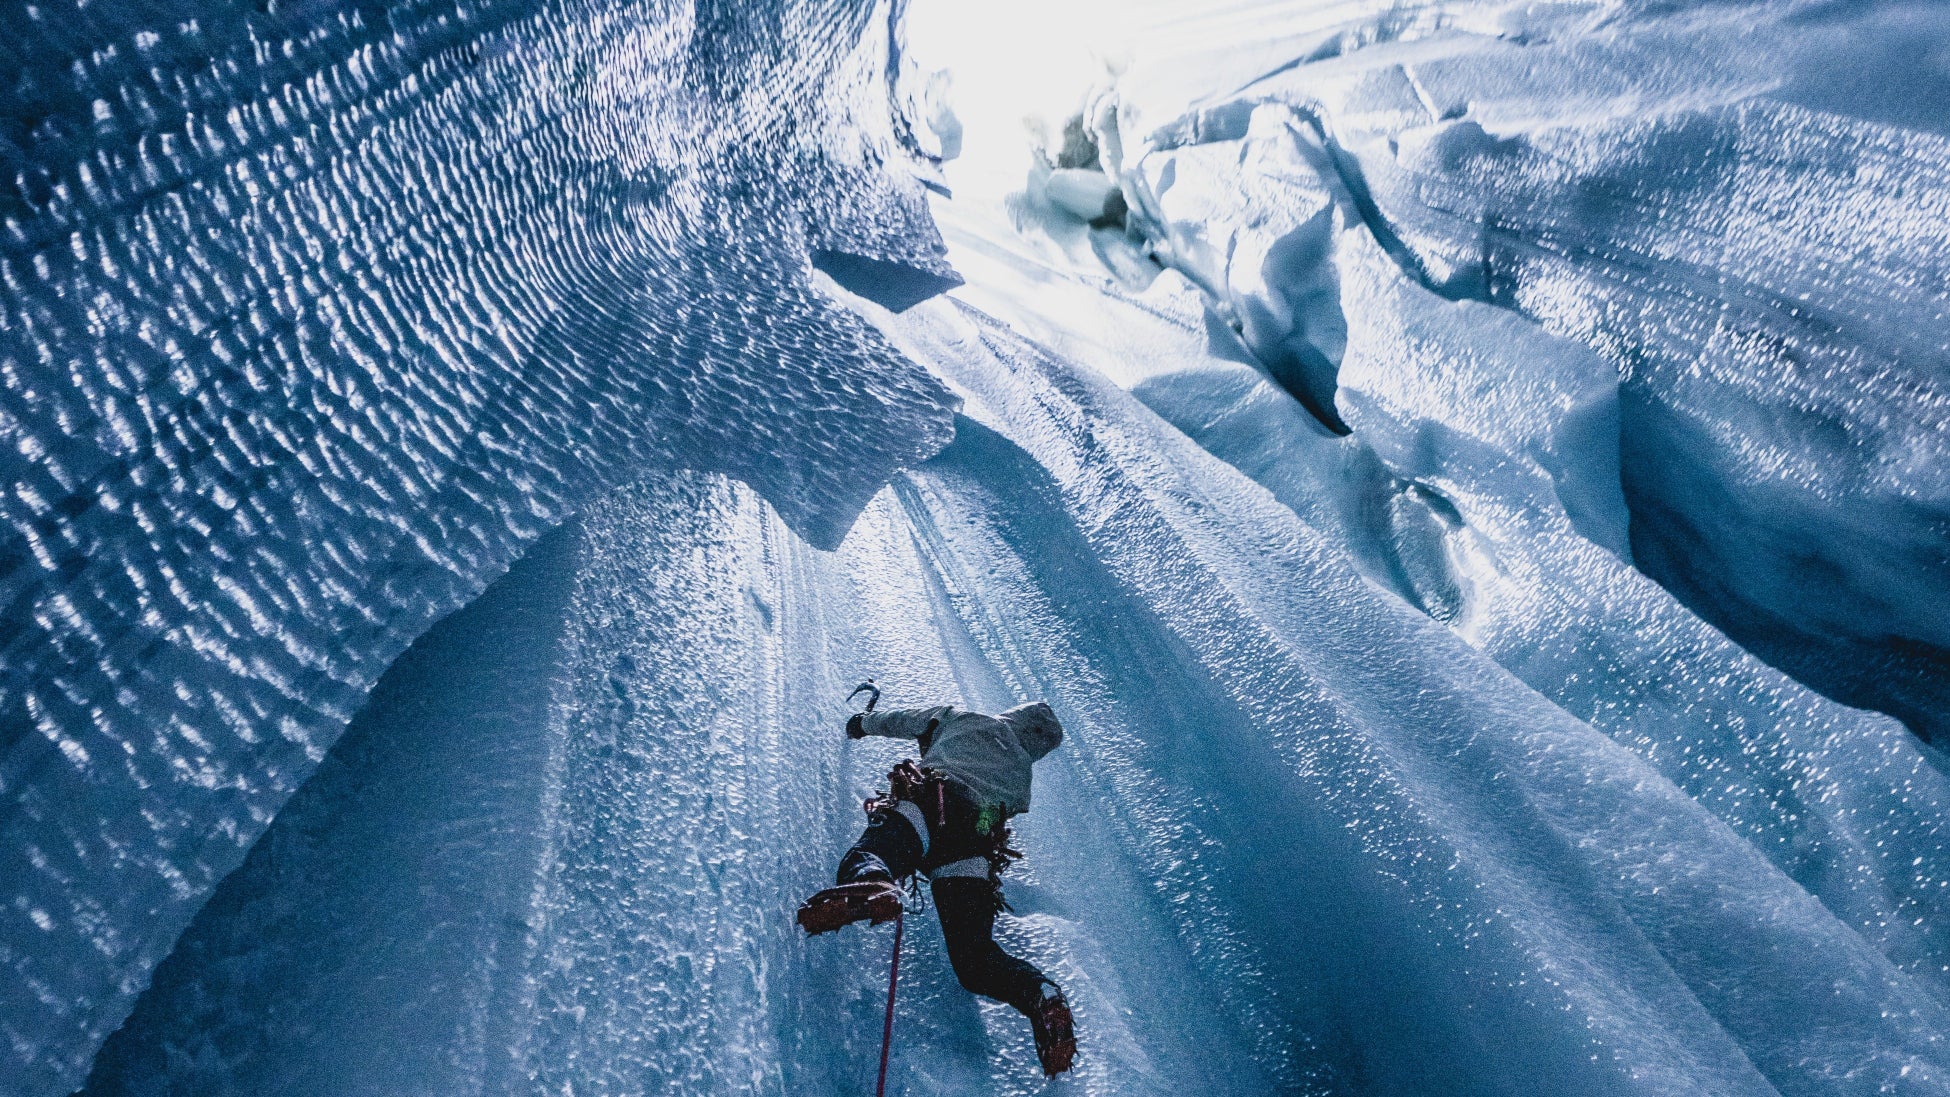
[11,0,1950,1094]
[82,292,1950,1095]
[0,0,959,1090]
[83,473,1284,1096]
[1094,0,1950,738]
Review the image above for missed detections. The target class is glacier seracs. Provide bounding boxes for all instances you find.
[7,0,1950,1095]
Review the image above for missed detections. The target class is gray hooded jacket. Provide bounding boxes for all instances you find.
[856,702,1064,817]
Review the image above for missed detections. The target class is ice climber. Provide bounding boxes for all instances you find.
[797,697,1078,1076]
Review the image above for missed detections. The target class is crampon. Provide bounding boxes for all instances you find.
[795,880,904,936]
[1028,986,1076,1076]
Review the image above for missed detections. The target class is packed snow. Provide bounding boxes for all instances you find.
[5,0,1950,1095]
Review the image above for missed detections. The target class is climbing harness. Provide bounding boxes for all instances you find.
[866,760,1022,913]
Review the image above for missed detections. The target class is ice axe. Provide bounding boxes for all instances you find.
[847,679,881,714]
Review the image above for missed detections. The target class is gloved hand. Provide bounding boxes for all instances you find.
[846,712,866,739]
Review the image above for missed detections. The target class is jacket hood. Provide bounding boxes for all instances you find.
[998,701,1064,761]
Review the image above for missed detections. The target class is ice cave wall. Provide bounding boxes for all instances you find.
[0,0,958,1090]
[74,283,1950,1096]
[5,0,1950,1094]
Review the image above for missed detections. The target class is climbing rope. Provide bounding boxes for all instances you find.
[875,909,904,1097]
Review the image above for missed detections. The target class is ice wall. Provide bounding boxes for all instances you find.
[0,0,960,1090]
[1087,0,1950,739]
[76,289,1950,1095]
[80,474,1286,1097]
[10,0,1950,1094]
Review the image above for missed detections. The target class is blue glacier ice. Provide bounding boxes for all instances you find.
[6,0,1950,1095]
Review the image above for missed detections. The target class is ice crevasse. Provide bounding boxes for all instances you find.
[4,0,1950,1095]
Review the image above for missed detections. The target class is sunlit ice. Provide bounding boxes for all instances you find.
[900,0,1136,201]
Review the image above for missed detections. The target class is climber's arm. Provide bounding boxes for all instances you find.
[849,704,955,741]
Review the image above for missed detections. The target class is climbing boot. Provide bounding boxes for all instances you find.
[1026,983,1076,1076]
[796,880,903,936]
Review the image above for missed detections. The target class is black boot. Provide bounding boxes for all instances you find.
[1025,982,1076,1076]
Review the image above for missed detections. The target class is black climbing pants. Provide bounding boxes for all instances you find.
[837,800,1051,1014]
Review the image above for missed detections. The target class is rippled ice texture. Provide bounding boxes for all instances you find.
[78,306,1950,1096]
[0,0,959,1090]
[12,0,1950,1095]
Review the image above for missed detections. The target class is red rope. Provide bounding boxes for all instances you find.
[875,910,904,1097]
